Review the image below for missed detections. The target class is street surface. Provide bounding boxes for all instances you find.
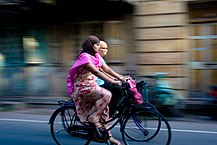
[0,108,217,145]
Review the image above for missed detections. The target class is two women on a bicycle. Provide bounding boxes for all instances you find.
[66,35,129,145]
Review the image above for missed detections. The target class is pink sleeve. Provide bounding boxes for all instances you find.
[66,53,102,96]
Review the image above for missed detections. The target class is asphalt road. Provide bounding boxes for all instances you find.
[0,108,217,145]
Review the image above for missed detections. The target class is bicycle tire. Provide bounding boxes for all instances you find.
[138,102,158,112]
[122,109,172,145]
[50,105,87,145]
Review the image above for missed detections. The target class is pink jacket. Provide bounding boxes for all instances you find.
[66,53,103,96]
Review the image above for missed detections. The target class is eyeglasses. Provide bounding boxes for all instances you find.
[101,47,108,50]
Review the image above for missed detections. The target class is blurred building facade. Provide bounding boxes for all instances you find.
[0,0,217,105]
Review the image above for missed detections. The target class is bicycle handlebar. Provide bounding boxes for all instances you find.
[121,81,130,90]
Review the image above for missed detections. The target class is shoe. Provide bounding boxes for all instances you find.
[109,136,122,145]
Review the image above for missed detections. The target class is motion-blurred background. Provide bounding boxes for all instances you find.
[0,0,217,119]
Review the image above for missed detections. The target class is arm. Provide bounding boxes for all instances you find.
[101,62,129,82]
[85,63,122,85]
[99,68,118,80]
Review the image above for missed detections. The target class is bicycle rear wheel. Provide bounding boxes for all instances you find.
[50,106,87,145]
[122,109,171,145]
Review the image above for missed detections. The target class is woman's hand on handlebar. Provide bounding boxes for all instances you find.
[113,75,131,86]
[119,75,131,82]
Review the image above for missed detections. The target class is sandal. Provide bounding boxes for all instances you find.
[109,136,122,145]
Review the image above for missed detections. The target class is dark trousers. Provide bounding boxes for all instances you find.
[100,81,123,116]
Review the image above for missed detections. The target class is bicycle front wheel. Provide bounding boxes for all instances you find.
[122,109,171,145]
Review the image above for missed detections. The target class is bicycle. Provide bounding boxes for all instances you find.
[49,80,172,145]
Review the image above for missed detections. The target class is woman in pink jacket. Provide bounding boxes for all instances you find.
[66,35,127,145]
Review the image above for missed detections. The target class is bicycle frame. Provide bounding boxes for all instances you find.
[102,97,134,132]
[49,80,155,131]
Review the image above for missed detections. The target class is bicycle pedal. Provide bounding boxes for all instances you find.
[92,128,109,143]
[95,128,103,137]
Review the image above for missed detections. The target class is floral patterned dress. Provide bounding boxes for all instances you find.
[71,66,112,124]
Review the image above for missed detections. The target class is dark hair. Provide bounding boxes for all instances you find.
[77,35,100,58]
